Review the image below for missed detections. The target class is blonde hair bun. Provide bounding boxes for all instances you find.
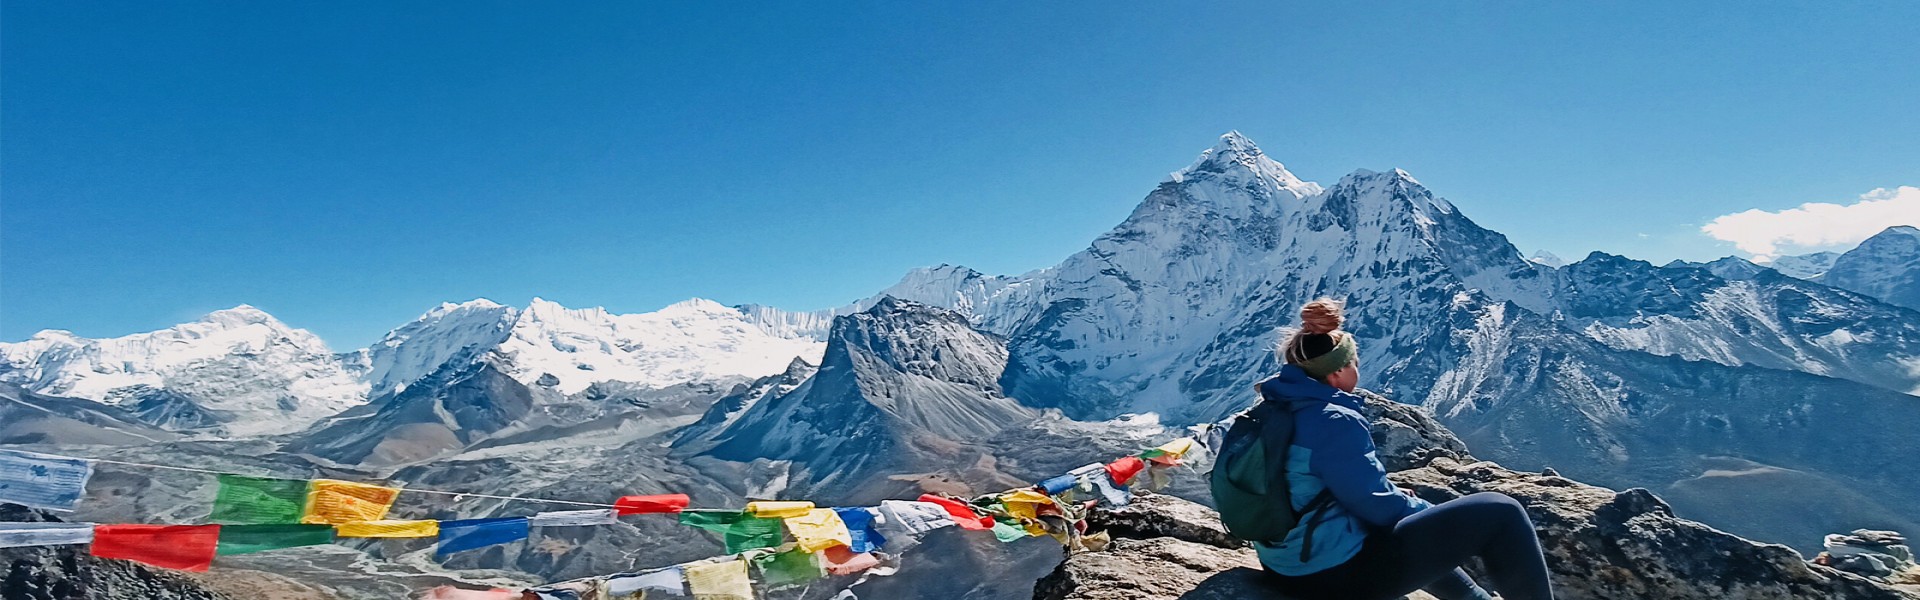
[1299,299,1345,335]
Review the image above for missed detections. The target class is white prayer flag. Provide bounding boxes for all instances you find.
[528,509,618,527]
[0,522,95,548]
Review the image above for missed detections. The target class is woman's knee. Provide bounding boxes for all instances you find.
[1460,492,1528,519]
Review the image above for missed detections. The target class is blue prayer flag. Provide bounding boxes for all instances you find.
[832,507,886,553]
[1038,474,1077,495]
[436,517,529,556]
[0,450,93,511]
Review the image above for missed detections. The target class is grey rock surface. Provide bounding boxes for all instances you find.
[1391,458,1916,600]
[1,505,231,600]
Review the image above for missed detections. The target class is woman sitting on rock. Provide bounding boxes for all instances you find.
[1234,299,1555,600]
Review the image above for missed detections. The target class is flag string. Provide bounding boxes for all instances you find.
[76,454,621,508]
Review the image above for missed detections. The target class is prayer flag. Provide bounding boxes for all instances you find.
[1144,464,1174,492]
[1037,473,1077,496]
[209,475,306,524]
[784,508,852,552]
[437,517,529,556]
[335,519,438,538]
[1089,473,1132,507]
[877,500,953,534]
[1105,457,1146,486]
[916,494,994,530]
[679,510,785,554]
[684,559,753,600]
[90,524,220,572]
[822,546,881,576]
[215,523,333,555]
[301,479,401,525]
[0,449,93,511]
[0,522,93,548]
[422,586,524,600]
[527,580,600,600]
[990,520,1030,543]
[1155,438,1197,458]
[613,494,689,515]
[1000,489,1055,521]
[605,566,686,598]
[744,500,813,518]
[753,547,825,588]
[528,509,618,527]
[1024,520,1050,536]
[833,507,886,553]
[873,500,952,553]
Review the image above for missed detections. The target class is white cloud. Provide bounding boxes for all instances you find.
[1701,186,1920,259]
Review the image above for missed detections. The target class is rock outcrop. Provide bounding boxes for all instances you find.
[1392,458,1912,599]
[1032,494,1439,600]
[1,505,232,600]
[1035,390,1916,600]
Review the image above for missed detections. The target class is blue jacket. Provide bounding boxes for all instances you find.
[1251,364,1431,576]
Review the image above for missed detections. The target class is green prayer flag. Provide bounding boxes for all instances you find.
[753,547,824,588]
[679,511,785,554]
[216,524,334,555]
[991,519,1029,543]
[209,475,308,524]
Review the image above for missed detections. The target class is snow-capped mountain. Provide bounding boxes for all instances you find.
[0,296,827,445]
[1821,225,1920,311]
[847,132,1920,548]
[1764,251,1843,280]
[0,307,367,436]
[284,297,829,465]
[1559,253,1920,395]
[360,297,827,399]
[1528,250,1567,268]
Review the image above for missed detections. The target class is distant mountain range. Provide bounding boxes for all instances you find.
[3,132,1916,585]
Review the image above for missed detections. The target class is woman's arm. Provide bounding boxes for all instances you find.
[1305,409,1430,528]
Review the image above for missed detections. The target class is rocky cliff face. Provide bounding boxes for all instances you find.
[1035,393,1917,600]
[0,505,230,600]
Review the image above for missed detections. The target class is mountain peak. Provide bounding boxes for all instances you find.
[199,304,282,328]
[1167,131,1317,193]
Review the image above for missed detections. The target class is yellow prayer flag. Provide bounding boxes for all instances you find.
[1024,521,1049,536]
[335,519,439,538]
[1000,489,1055,521]
[745,500,814,519]
[783,508,851,552]
[684,559,752,600]
[302,479,402,525]
[1155,438,1197,459]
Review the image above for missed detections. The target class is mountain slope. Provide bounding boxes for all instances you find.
[1822,225,1920,311]
[1766,251,1842,279]
[692,297,1041,493]
[1559,254,1920,395]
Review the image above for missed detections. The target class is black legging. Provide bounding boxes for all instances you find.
[1270,492,1555,600]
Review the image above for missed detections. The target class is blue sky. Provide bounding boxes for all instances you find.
[4,2,1917,347]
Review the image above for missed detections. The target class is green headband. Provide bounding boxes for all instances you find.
[1296,332,1356,379]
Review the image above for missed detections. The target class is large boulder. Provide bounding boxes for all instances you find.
[1033,494,1438,600]
[1391,458,1915,600]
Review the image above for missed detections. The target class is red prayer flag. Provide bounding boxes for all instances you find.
[614,494,690,515]
[822,545,881,575]
[90,524,221,572]
[915,494,994,530]
[1106,457,1146,486]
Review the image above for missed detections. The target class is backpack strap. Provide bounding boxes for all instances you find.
[1296,489,1336,562]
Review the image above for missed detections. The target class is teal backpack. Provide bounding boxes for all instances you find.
[1209,395,1335,555]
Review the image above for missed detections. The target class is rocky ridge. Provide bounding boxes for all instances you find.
[1035,392,1916,600]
